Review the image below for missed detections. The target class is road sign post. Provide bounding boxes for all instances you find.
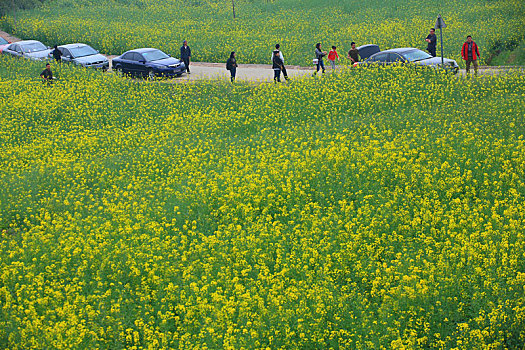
[435,15,447,66]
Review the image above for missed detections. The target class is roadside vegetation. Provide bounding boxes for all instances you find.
[1,56,524,348]
[1,0,524,66]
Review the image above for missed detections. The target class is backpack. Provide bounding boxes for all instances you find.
[226,58,232,71]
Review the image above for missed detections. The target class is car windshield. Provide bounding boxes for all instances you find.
[69,45,98,58]
[142,50,170,61]
[401,49,433,62]
[22,42,47,53]
[0,37,8,45]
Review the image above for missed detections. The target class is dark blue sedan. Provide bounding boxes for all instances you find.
[112,48,186,78]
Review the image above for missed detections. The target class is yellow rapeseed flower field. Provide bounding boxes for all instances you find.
[0,57,525,348]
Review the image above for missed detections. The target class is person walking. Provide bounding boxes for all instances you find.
[180,40,191,74]
[226,51,238,82]
[271,44,288,80]
[52,45,62,62]
[425,28,437,57]
[314,43,327,75]
[461,35,481,76]
[40,63,54,85]
[272,50,284,82]
[327,46,339,70]
[347,42,360,64]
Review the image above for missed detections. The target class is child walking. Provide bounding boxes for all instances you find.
[327,46,339,69]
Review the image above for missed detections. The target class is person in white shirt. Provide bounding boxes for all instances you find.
[271,44,288,80]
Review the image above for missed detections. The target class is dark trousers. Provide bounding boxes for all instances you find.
[281,65,288,79]
[428,47,436,57]
[274,68,281,82]
[230,67,236,82]
[316,58,325,73]
[465,58,478,75]
[182,58,190,72]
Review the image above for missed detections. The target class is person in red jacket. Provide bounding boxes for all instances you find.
[461,35,481,76]
[327,46,339,70]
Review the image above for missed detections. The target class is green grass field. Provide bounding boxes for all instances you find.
[1,57,524,348]
[1,0,524,66]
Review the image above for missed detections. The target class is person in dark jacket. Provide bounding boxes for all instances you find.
[273,50,284,82]
[40,63,54,85]
[226,51,238,82]
[425,28,437,57]
[461,35,480,76]
[52,45,62,62]
[314,43,327,75]
[347,42,360,64]
[272,44,288,80]
[180,40,191,73]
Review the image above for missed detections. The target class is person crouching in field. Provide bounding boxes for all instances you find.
[327,46,339,69]
[40,63,54,85]
[273,50,284,82]
[226,52,238,82]
[461,35,480,76]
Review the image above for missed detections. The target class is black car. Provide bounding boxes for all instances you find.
[112,48,186,78]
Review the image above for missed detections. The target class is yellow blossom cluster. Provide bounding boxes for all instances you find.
[0,57,525,348]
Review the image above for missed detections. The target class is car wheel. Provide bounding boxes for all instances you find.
[114,65,124,77]
[147,69,156,80]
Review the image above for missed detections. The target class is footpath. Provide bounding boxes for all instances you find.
[1,31,523,82]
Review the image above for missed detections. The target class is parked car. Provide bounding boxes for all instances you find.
[51,43,109,70]
[112,48,186,78]
[355,47,459,74]
[2,40,52,60]
[0,37,11,53]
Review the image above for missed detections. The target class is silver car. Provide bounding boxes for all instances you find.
[54,43,109,70]
[356,47,459,74]
[2,40,52,60]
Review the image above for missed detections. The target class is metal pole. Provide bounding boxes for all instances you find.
[440,27,444,66]
[232,0,236,19]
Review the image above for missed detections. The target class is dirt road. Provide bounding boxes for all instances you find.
[104,55,315,82]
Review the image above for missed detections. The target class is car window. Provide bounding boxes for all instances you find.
[69,45,98,58]
[14,45,22,53]
[388,53,404,63]
[132,53,144,62]
[142,50,170,62]
[401,49,432,62]
[61,48,71,57]
[121,52,133,60]
[0,37,8,45]
[21,42,47,53]
[371,53,389,62]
